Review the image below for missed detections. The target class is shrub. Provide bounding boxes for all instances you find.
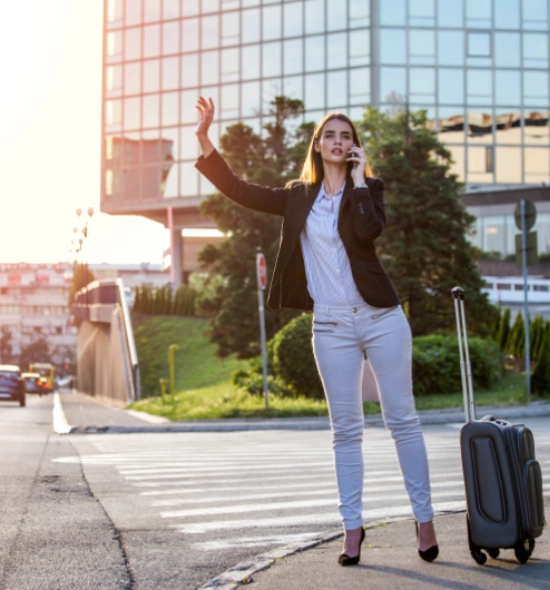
[231,369,290,396]
[532,330,550,397]
[496,307,511,351]
[271,313,324,399]
[413,334,504,396]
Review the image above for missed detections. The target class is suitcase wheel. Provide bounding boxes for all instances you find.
[470,551,487,565]
[514,539,535,564]
[471,549,487,565]
[487,548,500,560]
[467,515,487,565]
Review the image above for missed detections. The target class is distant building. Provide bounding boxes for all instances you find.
[101,0,550,276]
[0,262,170,364]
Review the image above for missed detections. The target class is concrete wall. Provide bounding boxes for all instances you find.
[77,307,136,408]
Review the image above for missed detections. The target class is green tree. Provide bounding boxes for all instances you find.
[357,107,497,336]
[532,329,550,397]
[0,326,13,364]
[19,338,50,371]
[197,96,313,358]
[508,312,526,360]
[68,263,95,305]
[496,307,512,351]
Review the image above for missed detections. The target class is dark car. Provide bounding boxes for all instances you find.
[22,372,49,396]
[0,365,26,407]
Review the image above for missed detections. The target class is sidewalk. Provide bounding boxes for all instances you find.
[57,391,550,434]
[205,506,550,590]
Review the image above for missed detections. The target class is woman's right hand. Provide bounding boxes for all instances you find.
[195,96,215,138]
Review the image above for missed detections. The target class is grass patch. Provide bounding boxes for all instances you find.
[131,314,248,397]
[130,316,536,420]
[130,381,328,421]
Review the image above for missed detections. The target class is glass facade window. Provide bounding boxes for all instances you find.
[381,29,406,65]
[380,0,406,26]
[222,12,239,46]
[305,0,325,35]
[466,0,492,29]
[125,28,141,61]
[181,54,199,88]
[409,0,435,26]
[182,19,199,52]
[438,0,463,27]
[494,32,520,68]
[327,33,346,70]
[327,0,347,31]
[494,0,520,29]
[162,21,179,54]
[438,31,464,66]
[349,30,369,66]
[284,2,303,37]
[349,0,370,29]
[523,0,549,30]
[305,36,324,72]
[410,30,435,65]
[101,0,550,256]
[242,9,260,43]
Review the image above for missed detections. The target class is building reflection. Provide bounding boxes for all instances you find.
[105,136,174,203]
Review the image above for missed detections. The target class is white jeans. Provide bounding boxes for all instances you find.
[312,301,434,530]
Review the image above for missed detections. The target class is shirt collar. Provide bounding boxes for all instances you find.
[319,180,346,202]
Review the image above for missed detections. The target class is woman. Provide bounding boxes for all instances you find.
[194,96,439,566]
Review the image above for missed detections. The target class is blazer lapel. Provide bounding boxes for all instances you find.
[338,176,354,217]
[292,182,320,239]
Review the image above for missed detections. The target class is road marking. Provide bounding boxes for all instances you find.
[52,393,72,434]
[172,501,467,534]
[151,480,466,507]
[195,532,320,551]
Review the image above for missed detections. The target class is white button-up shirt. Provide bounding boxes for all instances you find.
[300,181,364,306]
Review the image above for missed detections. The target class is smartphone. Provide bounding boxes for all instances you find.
[350,143,358,169]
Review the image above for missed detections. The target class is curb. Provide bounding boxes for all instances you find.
[62,400,550,434]
[198,528,343,590]
[198,509,467,590]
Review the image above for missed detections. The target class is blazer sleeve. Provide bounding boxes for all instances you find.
[349,178,386,243]
[195,149,288,217]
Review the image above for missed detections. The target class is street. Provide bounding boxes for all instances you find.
[1,394,549,590]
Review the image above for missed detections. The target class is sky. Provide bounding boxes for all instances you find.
[0,1,169,265]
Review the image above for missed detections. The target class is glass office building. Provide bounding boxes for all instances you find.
[102,0,550,259]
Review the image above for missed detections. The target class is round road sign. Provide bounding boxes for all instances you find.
[514,199,537,232]
[256,253,267,290]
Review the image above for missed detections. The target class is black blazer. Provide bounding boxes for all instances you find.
[195,149,401,311]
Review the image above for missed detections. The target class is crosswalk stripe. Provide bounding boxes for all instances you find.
[172,501,467,534]
[150,480,466,506]
[160,490,465,520]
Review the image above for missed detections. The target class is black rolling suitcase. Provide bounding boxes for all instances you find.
[452,286,546,565]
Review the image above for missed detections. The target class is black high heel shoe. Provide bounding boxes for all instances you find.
[415,521,439,563]
[338,527,365,566]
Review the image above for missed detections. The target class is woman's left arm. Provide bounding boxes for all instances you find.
[350,180,386,243]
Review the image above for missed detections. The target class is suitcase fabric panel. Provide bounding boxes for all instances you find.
[525,460,545,539]
[460,422,520,549]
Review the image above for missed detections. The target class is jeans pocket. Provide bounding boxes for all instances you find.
[371,305,399,320]
[313,317,337,333]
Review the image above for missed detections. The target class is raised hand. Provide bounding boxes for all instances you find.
[347,144,368,186]
[195,96,215,138]
[195,96,215,158]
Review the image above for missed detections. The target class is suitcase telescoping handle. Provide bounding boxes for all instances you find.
[451,287,476,423]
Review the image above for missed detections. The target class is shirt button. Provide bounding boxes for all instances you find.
[352,307,357,313]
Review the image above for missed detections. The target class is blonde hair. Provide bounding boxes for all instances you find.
[297,113,374,185]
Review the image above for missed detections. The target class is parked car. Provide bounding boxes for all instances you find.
[22,372,49,396]
[0,365,25,407]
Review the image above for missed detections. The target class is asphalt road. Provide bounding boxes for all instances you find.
[1,394,549,590]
